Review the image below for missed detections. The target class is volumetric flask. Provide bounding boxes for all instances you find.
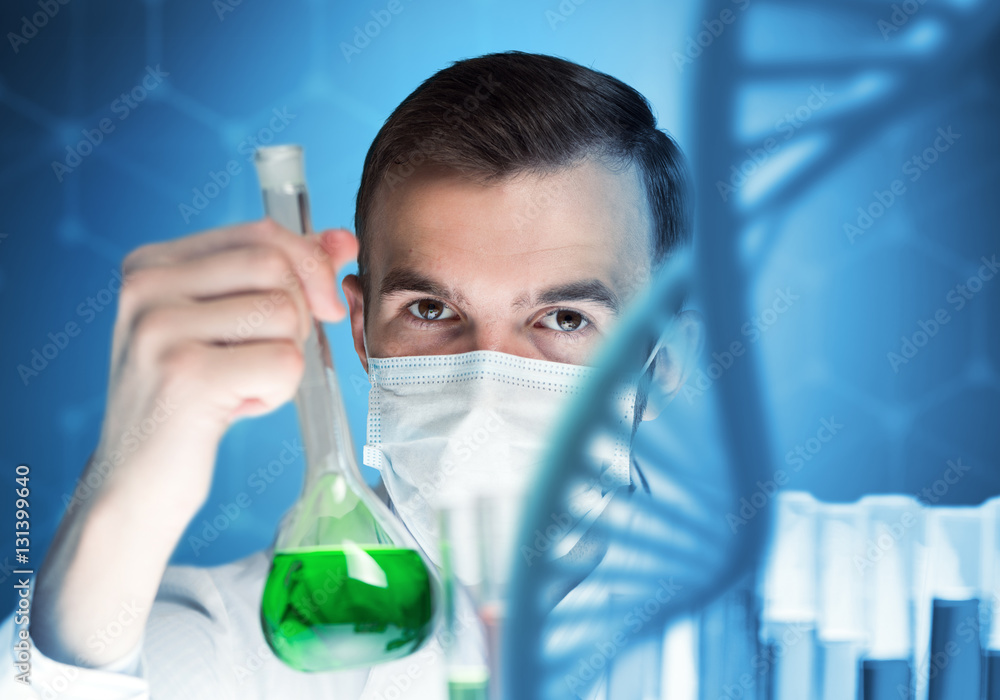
[438,493,520,700]
[254,144,438,672]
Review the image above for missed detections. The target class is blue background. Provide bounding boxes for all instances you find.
[1,0,997,619]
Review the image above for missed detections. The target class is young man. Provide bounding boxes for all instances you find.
[6,51,699,698]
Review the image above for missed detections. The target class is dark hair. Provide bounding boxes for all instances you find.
[354,51,691,294]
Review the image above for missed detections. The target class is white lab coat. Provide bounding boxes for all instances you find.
[0,549,455,699]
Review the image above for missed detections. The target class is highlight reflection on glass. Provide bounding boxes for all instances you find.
[254,146,437,672]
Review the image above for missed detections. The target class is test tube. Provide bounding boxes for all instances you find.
[857,495,921,700]
[475,494,520,700]
[660,615,697,700]
[815,503,866,700]
[759,492,818,700]
[605,597,670,700]
[438,502,489,700]
[923,507,982,700]
[438,492,522,700]
[981,497,1000,700]
[696,575,760,700]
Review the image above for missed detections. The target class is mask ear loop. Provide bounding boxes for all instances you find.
[360,327,382,472]
[640,335,665,376]
[626,334,666,496]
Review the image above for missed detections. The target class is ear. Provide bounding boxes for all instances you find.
[341,274,368,373]
[641,309,704,421]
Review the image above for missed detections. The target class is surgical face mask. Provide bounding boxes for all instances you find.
[362,350,641,560]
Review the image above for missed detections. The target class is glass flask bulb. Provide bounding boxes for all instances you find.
[253,144,438,673]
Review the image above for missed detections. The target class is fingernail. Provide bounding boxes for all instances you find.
[318,229,339,255]
[320,229,358,257]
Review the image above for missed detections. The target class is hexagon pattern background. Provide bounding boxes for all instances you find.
[0,0,997,621]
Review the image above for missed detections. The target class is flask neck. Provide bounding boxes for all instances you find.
[258,183,362,493]
[296,320,360,493]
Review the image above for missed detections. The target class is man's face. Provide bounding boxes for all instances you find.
[342,157,653,369]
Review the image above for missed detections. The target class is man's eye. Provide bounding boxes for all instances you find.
[407,299,456,321]
[540,309,589,332]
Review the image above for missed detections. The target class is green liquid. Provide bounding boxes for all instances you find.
[448,665,490,700]
[448,678,490,700]
[261,546,435,672]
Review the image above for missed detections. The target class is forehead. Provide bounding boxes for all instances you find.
[366,158,652,298]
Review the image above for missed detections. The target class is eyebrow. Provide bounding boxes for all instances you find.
[531,279,621,314]
[379,267,461,303]
[378,267,620,313]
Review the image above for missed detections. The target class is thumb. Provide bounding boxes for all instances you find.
[318,228,360,272]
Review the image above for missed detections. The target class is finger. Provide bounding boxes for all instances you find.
[164,340,304,431]
[319,228,361,273]
[125,220,304,269]
[316,228,360,321]
[124,220,348,321]
[114,246,310,367]
[129,246,309,313]
[131,293,309,357]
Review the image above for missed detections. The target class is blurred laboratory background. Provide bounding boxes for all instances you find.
[0,0,997,698]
